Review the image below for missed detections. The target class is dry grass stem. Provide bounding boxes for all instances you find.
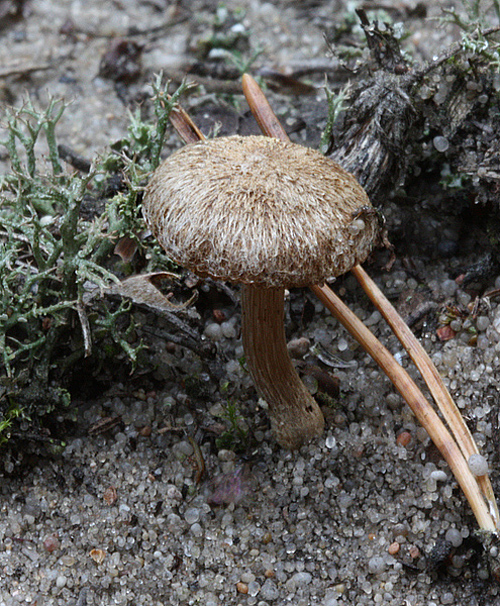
[351,264,500,527]
[311,284,497,532]
[241,74,289,141]
[168,101,205,145]
[241,72,498,532]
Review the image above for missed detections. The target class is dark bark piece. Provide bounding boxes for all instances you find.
[329,71,418,201]
[324,12,500,282]
[355,8,408,74]
[326,11,421,200]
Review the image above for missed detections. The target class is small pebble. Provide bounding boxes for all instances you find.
[368,556,386,574]
[260,579,279,600]
[325,435,337,449]
[468,453,489,476]
[291,571,312,585]
[43,534,60,553]
[391,524,409,538]
[388,542,400,555]
[204,323,223,341]
[247,580,261,596]
[184,508,200,524]
[433,135,449,152]
[441,279,458,296]
[430,470,448,482]
[396,431,412,447]
[217,449,236,462]
[457,290,471,306]
[89,548,106,564]
[445,528,463,548]
[103,486,118,505]
[56,575,67,588]
[332,414,346,427]
[221,321,236,339]
[236,582,248,594]
[365,311,382,326]
[386,393,401,409]
[138,425,151,437]
[476,316,490,332]
[337,337,348,352]
[190,523,203,537]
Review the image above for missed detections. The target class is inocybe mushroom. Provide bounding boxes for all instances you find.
[143,135,379,449]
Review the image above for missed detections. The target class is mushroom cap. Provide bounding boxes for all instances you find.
[143,135,379,288]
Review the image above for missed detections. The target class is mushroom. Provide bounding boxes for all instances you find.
[142,135,380,449]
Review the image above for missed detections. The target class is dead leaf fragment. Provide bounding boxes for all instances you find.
[103,486,118,506]
[109,272,197,313]
[436,325,456,341]
[88,416,122,435]
[114,236,138,263]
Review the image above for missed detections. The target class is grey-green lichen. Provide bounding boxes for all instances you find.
[0,75,188,444]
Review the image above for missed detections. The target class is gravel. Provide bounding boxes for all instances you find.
[2,1,500,605]
[2,263,500,604]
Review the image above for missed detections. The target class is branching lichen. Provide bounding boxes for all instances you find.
[0,75,190,443]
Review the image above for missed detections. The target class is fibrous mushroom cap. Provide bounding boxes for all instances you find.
[143,135,379,288]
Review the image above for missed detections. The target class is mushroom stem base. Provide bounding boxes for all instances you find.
[241,284,325,449]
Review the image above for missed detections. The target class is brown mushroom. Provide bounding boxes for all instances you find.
[142,135,379,449]
[146,74,499,533]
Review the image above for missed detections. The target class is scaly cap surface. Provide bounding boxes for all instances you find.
[143,135,379,288]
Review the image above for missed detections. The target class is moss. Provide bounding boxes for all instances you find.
[215,400,250,453]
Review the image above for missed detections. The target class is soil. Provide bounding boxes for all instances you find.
[2,1,500,606]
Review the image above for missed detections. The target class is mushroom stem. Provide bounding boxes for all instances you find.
[311,283,497,532]
[167,92,326,449]
[241,284,325,449]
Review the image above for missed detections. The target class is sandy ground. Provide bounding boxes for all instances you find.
[2,1,500,605]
